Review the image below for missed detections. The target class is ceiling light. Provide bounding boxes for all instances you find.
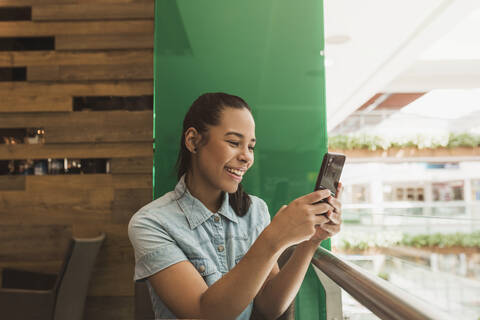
[325,34,351,45]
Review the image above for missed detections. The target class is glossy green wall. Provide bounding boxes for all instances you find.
[154,1,328,319]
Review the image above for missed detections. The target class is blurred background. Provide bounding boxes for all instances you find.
[324,1,480,319]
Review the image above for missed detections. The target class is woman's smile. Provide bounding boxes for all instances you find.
[224,166,246,181]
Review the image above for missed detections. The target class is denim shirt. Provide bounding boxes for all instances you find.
[128,176,271,319]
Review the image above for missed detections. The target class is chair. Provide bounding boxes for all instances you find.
[0,233,106,320]
[135,246,295,320]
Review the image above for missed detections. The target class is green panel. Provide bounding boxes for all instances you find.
[154,1,328,319]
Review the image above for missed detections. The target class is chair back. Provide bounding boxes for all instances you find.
[53,233,106,320]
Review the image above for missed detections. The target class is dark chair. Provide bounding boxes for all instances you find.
[0,233,106,320]
[135,246,295,320]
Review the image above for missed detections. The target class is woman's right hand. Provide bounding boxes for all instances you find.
[268,189,333,249]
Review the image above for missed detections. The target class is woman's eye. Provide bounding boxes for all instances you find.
[227,141,239,147]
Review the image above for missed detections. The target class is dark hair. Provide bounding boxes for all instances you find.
[176,92,252,217]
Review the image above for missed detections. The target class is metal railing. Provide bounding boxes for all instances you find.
[311,246,452,320]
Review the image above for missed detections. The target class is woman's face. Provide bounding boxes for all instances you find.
[195,107,256,194]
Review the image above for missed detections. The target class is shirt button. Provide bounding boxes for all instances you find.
[198,265,206,273]
[217,245,225,252]
[214,215,220,222]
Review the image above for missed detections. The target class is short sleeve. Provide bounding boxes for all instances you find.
[258,198,271,232]
[128,213,188,282]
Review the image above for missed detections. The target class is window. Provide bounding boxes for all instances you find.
[432,181,464,201]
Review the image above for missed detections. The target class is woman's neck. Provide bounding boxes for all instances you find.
[185,172,223,213]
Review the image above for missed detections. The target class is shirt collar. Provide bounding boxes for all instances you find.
[174,175,239,229]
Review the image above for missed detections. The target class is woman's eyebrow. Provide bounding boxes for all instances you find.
[225,131,256,142]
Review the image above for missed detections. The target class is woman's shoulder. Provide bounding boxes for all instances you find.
[245,194,270,225]
[247,194,268,209]
[128,190,179,228]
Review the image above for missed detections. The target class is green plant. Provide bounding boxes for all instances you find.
[328,132,480,150]
[334,231,480,251]
[377,272,390,281]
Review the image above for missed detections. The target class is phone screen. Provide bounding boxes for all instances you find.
[315,153,346,197]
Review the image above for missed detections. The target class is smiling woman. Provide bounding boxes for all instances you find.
[128,92,343,320]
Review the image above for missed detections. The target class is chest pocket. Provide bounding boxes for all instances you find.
[189,257,219,286]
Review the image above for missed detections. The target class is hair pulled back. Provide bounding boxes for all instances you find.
[176,92,252,217]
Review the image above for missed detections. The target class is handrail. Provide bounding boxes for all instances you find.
[311,246,452,320]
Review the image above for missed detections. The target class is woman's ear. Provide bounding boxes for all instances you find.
[184,127,200,153]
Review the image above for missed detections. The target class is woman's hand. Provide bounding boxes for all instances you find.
[309,182,343,242]
[268,189,333,249]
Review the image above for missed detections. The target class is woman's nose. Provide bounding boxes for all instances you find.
[238,147,253,163]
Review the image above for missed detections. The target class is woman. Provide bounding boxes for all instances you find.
[128,92,342,320]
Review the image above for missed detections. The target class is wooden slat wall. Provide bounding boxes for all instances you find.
[0,1,154,319]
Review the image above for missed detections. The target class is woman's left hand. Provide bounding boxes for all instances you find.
[309,182,343,242]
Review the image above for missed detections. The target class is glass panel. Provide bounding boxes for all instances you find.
[154,1,328,319]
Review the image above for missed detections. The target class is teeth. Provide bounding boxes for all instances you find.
[226,167,244,176]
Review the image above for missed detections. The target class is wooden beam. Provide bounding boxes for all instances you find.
[0,50,153,67]
[0,81,153,96]
[0,0,74,5]
[0,224,71,262]
[32,3,154,21]
[44,123,153,143]
[0,188,113,223]
[0,111,152,142]
[0,110,150,128]
[56,34,153,50]
[28,64,153,81]
[0,95,72,113]
[0,176,25,191]
[110,157,152,174]
[0,142,152,159]
[0,21,153,37]
[112,188,151,223]
[112,174,151,189]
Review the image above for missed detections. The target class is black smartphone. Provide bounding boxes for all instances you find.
[314,152,346,202]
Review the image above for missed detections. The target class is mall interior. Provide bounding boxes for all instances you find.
[0,1,479,319]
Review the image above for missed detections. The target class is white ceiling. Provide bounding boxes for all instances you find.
[324,0,480,131]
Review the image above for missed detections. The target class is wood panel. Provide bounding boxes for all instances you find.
[0,0,74,5]
[56,33,153,50]
[0,110,150,128]
[84,296,134,320]
[25,174,151,191]
[0,175,25,191]
[110,157,152,174]
[0,81,153,96]
[0,21,153,37]
[0,50,153,67]
[0,224,72,262]
[28,64,153,81]
[0,0,153,6]
[113,174,151,189]
[0,2,154,318]
[0,111,152,142]
[112,188,151,223]
[0,142,152,160]
[32,3,154,21]
[44,122,152,143]
[0,187,113,222]
[0,95,72,113]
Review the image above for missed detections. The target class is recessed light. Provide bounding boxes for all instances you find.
[325,34,351,45]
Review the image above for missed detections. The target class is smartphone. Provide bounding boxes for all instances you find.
[314,152,346,202]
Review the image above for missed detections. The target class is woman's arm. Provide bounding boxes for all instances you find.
[252,239,320,319]
[254,184,343,319]
[148,189,332,320]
